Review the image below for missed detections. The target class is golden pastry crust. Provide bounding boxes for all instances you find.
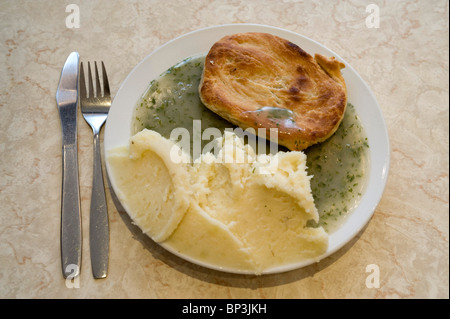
[199,32,347,151]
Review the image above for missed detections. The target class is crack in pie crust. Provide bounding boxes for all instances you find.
[199,32,347,151]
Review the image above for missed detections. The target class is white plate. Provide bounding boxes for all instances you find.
[104,24,390,275]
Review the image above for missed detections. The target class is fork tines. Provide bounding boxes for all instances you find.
[79,61,110,100]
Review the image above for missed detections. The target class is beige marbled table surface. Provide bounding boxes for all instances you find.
[1,0,448,299]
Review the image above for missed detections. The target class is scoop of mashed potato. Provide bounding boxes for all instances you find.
[107,129,328,274]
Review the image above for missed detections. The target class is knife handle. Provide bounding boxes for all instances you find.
[89,132,109,279]
[60,143,82,279]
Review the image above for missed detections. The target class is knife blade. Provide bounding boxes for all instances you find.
[56,52,82,279]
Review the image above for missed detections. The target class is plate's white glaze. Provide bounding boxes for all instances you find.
[104,24,390,275]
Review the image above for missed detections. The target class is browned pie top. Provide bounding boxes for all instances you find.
[199,32,347,151]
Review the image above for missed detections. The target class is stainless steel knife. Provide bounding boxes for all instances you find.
[56,52,82,279]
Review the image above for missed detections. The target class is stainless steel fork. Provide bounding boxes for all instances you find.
[80,61,110,279]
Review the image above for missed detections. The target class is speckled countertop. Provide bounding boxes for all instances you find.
[0,0,448,299]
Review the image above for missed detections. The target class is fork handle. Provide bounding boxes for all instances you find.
[89,132,109,279]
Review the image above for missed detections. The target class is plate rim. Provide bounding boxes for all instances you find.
[104,23,390,275]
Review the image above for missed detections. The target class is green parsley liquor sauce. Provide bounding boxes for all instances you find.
[305,103,370,233]
[132,55,370,234]
[132,55,233,148]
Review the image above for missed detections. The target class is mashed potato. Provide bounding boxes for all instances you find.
[107,129,328,274]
